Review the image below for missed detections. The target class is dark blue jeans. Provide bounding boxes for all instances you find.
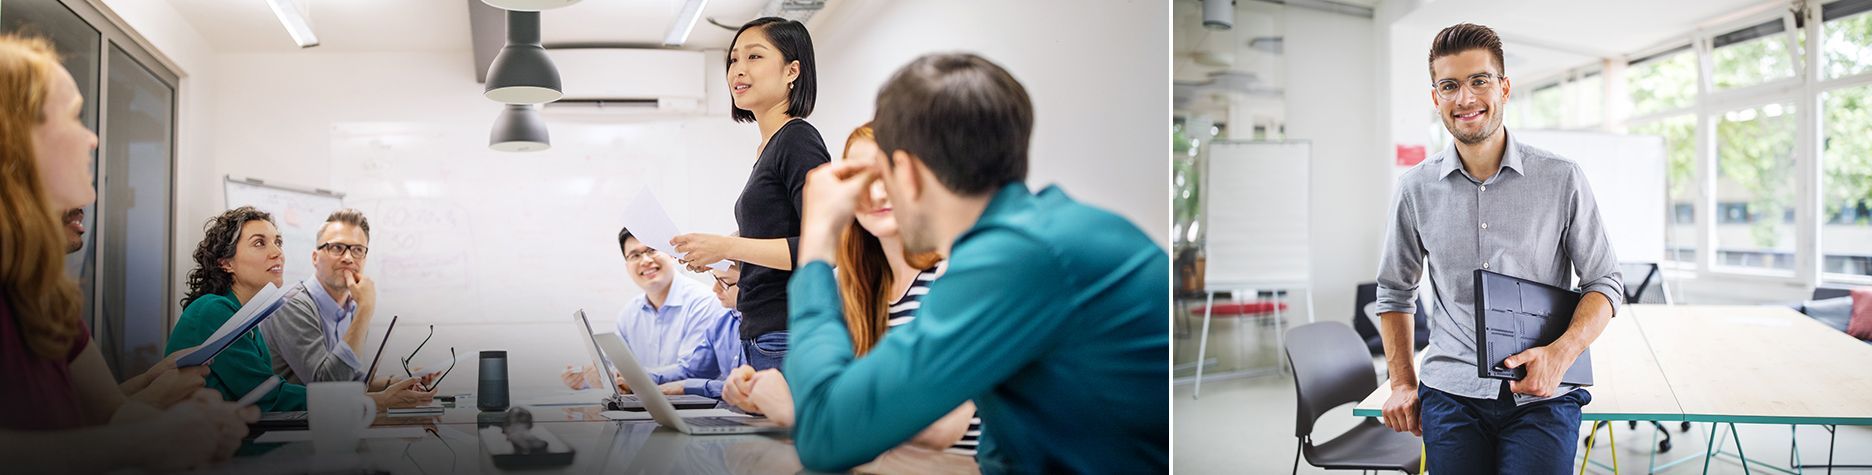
[1420,383,1590,475]
[742,331,788,372]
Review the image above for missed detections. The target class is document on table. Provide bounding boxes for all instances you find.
[253,427,427,443]
[621,187,728,271]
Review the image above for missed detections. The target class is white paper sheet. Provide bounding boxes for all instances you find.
[621,187,727,271]
[253,426,427,443]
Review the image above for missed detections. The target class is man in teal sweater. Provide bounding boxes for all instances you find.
[762,53,1169,472]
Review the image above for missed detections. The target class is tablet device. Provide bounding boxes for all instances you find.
[1474,269,1594,386]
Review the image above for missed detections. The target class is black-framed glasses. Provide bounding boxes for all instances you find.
[318,241,370,259]
[1433,73,1505,101]
[624,247,659,263]
[402,325,455,391]
[712,273,738,290]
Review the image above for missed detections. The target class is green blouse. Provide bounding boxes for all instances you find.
[167,291,307,411]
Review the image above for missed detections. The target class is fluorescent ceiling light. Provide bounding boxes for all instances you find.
[663,0,710,47]
[264,0,319,48]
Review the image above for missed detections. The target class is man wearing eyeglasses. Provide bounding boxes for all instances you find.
[261,209,433,408]
[1374,23,1623,473]
[559,227,737,397]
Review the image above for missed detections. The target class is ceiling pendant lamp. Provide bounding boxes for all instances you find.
[485,10,563,104]
[490,104,550,152]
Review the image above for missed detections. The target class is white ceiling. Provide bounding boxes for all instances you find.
[164,0,775,53]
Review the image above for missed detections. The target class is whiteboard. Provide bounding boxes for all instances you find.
[1513,130,1667,264]
[328,119,755,324]
[223,177,345,287]
[1203,141,1310,288]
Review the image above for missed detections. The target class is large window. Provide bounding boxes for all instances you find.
[1627,46,1698,117]
[1630,115,1698,263]
[1715,103,1798,272]
[1823,0,1872,79]
[1823,84,1872,277]
[1712,19,1798,90]
[1821,0,1872,279]
[1515,82,1564,129]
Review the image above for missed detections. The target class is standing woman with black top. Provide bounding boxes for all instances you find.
[670,17,827,373]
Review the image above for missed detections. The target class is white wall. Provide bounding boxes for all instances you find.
[806,0,1170,248]
[1281,7,1387,325]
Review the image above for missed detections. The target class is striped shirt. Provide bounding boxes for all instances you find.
[886,267,982,455]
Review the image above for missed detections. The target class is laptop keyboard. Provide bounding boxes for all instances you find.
[684,417,747,428]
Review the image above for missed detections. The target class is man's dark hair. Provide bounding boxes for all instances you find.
[616,226,635,257]
[729,17,816,123]
[1428,23,1506,78]
[873,53,1033,196]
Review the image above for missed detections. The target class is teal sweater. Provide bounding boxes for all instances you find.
[784,183,1170,473]
[167,291,307,411]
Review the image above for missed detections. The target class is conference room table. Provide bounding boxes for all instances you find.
[1352,305,1872,474]
[192,401,979,474]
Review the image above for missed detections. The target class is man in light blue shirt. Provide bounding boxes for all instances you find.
[562,227,738,397]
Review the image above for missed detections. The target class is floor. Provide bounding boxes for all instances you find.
[1172,316,1872,474]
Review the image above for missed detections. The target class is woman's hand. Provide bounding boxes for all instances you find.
[671,233,734,270]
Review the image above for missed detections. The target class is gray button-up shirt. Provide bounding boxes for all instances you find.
[1375,129,1624,405]
[260,277,366,385]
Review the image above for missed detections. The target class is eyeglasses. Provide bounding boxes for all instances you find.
[624,247,659,263]
[1433,73,1504,102]
[318,242,370,259]
[712,274,738,290]
[402,325,455,391]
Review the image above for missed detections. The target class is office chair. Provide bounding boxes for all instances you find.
[1350,282,1430,357]
[1286,322,1422,474]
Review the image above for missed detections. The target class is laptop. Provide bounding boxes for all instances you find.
[592,332,781,435]
[1474,269,1594,386]
[573,310,717,410]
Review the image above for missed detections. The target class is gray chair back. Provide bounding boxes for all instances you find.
[1618,262,1668,304]
[1814,287,1853,301]
[1286,321,1379,439]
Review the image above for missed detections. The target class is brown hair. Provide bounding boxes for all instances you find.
[0,35,84,361]
[318,208,371,242]
[181,207,275,309]
[835,122,941,356]
[873,53,1033,196]
[1428,23,1506,78]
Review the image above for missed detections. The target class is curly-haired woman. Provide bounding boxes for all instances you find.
[167,207,434,412]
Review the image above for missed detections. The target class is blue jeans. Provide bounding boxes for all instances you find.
[1420,383,1590,475]
[742,331,788,372]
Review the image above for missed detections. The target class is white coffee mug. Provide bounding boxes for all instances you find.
[309,381,376,454]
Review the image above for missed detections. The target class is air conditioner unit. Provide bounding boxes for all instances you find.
[543,48,713,115]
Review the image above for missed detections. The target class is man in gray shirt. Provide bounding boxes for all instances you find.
[261,209,381,385]
[1375,23,1623,474]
